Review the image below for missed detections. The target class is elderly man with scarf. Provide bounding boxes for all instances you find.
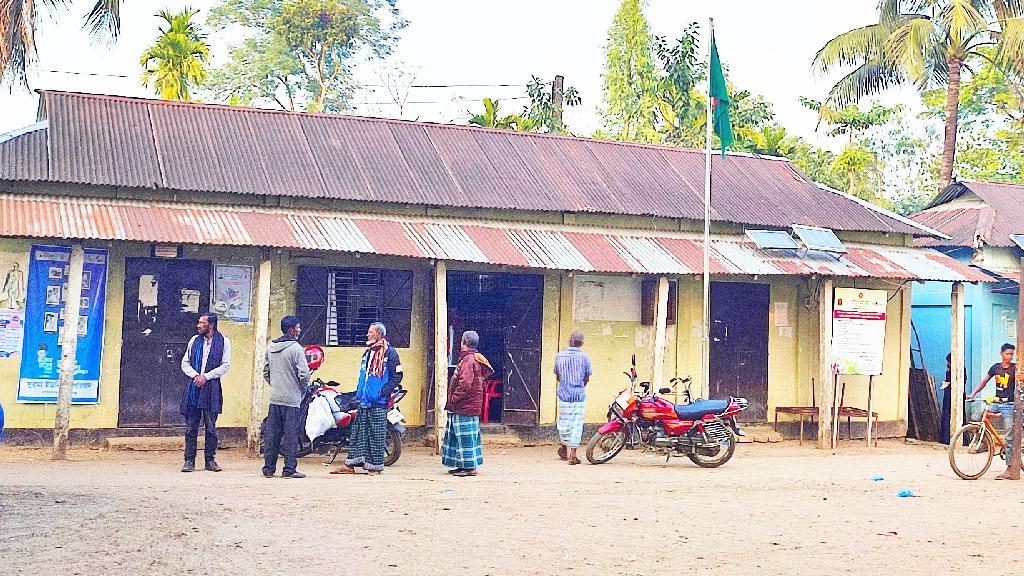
[179,312,232,472]
[331,322,402,476]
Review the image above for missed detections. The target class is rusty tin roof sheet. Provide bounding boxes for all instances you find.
[0,194,989,283]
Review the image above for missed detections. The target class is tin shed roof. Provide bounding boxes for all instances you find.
[0,91,935,238]
[913,180,1024,248]
[0,194,990,282]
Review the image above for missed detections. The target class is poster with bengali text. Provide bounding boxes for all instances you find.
[17,246,108,403]
[832,288,887,376]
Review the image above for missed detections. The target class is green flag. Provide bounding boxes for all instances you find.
[709,34,733,157]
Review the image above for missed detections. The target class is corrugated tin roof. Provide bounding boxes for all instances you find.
[913,180,1024,248]
[0,193,990,283]
[0,91,937,238]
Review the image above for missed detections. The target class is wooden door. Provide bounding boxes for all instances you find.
[501,274,544,426]
[118,258,211,427]
[709,281,770,422]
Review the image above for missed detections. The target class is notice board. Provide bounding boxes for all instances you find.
[832,288,887,376]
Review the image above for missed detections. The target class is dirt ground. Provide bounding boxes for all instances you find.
[1,439,1022,576]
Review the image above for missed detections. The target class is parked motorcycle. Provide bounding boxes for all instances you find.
[586,355,748,468]
[260,345,407,466]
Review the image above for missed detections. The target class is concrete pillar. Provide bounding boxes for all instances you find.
[246,253,273,458]
[652,276,670,389]
[433,261,448,455]
[950,282,965,442]
[817,277,835,450]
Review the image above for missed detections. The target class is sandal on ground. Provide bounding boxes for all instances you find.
[452,469,477,477]
[557,445,567,460]
[568,457,581,465]
[447,468,464,474]
[330,465,356,475]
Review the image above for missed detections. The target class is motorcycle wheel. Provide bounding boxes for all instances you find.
[384,427,402,467]
[687,429,737,468]
[585,428,627,464]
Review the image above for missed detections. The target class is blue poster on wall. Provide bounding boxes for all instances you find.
[17,245,108,403]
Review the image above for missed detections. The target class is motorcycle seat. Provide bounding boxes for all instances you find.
[674,399,729,420]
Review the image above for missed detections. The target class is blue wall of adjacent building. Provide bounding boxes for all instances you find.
[911,248,1018,404]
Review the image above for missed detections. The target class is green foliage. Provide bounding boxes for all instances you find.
[921,54,1024,183]
[468,76,582,134]
[205,0,406,111]
[2,0,124,86]
[601,0,661,142]
[140,8,210,102]
[811,0,1024,188]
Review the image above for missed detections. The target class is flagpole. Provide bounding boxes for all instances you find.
[701,17,713,401]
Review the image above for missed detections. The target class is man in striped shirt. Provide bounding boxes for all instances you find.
[555,331,592,465]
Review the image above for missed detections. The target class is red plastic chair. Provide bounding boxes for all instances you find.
[482,378,502,424]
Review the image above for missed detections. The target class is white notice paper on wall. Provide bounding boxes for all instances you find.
[773,302,789,327]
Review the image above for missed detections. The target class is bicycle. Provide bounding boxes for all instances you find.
[948,398,1020,480]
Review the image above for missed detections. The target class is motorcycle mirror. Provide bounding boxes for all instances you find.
[658,387,672,395]
[631,354,636,367]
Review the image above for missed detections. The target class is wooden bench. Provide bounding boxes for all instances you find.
[773,406,879,446]
[837,406,879,446]
[773,406,819,445]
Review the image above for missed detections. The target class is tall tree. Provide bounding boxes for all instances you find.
[140,9,210,102]
[206,0,405,112]
[2,0,123,85]
[601,0,660,142]
[812,0,1024,190]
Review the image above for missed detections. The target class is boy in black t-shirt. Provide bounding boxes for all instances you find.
[967,343,1018,479]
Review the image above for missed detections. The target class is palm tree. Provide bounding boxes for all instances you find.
[812,0,1024,190]
[140,9,209,102]
[1,0,123,85]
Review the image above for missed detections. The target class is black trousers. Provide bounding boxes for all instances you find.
[263,404,300,476]
[184,409,219,463]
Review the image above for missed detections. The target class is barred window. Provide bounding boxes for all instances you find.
[296,266,413,348]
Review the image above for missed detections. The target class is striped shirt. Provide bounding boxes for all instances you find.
[554,347,592,403]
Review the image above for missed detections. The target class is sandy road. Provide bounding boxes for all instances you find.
[1,440,1022,576]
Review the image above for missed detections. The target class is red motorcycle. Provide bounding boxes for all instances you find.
[586,355,748,468]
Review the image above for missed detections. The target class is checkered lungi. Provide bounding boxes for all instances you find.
[557,400,586,447]
[442,413,483,470]
[345,406,387,472]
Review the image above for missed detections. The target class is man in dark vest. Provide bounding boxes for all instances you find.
[179,312,232,472]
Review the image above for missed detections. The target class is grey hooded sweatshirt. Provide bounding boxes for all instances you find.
[263,336,311,408]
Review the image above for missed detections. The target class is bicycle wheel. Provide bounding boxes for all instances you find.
[948,423,994,480]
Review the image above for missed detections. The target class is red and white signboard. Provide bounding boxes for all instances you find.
[832,288,887,376]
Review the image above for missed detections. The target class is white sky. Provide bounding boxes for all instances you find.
[0,0,920,150]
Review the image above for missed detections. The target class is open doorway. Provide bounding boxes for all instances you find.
[447,272,544,426]
[709,281,770,422]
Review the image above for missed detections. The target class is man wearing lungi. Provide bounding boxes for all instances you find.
[555,331,591,465]
[331,322,402,476]
[442,330,493,477]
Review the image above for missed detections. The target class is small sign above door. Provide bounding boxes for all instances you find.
[152,244,182,258]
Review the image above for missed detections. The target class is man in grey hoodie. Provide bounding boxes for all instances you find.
[262,315,311,479]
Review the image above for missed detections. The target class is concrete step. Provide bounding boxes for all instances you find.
[105,436,188,451]
[736,426,785,444]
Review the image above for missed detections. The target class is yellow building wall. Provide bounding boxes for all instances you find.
[2,240,261,430]
[270,251,431,427]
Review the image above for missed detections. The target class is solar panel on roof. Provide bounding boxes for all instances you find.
[746,229,800,250]
[792,225,847,254]
[1009,234,1024,250]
